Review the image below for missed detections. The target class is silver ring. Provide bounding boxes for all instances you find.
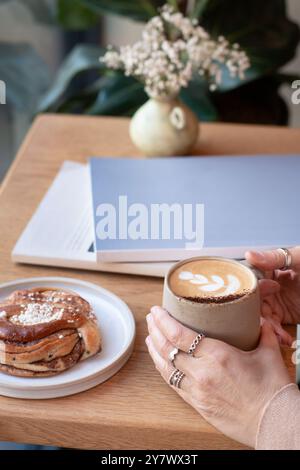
[169,368,185,389]
[174,371,185,389]
[168,368,181,386]
[168,347,179,367]
[188,332,205,356]
[277,248,292,270]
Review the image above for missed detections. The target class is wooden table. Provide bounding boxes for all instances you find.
[0,115,299,450]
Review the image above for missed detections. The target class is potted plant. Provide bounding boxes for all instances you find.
[38,0,300,130]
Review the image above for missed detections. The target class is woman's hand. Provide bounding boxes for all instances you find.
[246,247,300,345]
[146,306,291,448]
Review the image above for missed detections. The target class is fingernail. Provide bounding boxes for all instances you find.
[249,250,265,261]
[146,313,151,323]
[145,336,150,345]
[151,306,161,316]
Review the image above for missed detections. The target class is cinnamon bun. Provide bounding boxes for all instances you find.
[0,287,101,377]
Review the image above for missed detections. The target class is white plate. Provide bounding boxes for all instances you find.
[0,277,135,399]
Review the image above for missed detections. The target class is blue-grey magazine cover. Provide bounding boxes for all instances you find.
[89,156,300,263]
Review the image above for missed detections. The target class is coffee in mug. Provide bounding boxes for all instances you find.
[163,257,261,351]
[169,258,255,303]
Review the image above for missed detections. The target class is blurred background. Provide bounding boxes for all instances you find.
[0,0,299,181]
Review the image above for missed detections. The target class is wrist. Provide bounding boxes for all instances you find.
[255,383,299,450]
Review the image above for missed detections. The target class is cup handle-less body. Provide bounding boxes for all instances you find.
[163,257,262,351]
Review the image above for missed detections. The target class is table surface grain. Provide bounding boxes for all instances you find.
[0,115,299,450]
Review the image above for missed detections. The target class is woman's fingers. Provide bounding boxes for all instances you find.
[258,279,281,298]
[256,322,292,381]
[147,313,197,376]
[149,307,239,366]
[145,335,192,393]
[150,306,203,354]
[261,317,293,347]
[258,320,284,350]
[246,247,300,271]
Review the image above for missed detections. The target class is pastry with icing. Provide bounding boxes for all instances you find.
[0,288,101,377]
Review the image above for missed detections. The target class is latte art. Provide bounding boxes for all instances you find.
[178,271,241,296]
[170,258,254,300]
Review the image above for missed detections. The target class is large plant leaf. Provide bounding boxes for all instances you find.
[56,0,100,30]
[198,0,300,91]
[191,0,210,18]
[38,44,104,112]
[0,43,50,112]
[212,76,289,125]
[87,73,219,121]
[46,74,147,116]
[180,80,219,121]
[77,0,165,22]
[87,74,147,116]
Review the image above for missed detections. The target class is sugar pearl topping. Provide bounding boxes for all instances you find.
[10,303,64,326]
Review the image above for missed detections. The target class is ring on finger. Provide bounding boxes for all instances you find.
[168,347,179,367]
[277,248,292,271]
[174,371,185,389]
[188,332,205,357]
[168,368,185,389]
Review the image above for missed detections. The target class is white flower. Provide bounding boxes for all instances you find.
[101,4,250,98]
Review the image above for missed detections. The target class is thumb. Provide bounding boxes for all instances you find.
[262,317,293,347]
[246,247,300,272]
[259,320,281,351]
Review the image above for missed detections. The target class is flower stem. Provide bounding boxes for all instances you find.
[186,0,196,16]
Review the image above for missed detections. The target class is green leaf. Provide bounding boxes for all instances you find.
[56,0,100,30]
[180,79,219,121]
[53,89,99,113]
[37,44,104,113]
[211,76,289,125]
[198,0,300,87]
[87,74,147,115]
[190,0,210,18]
[77,0,163,22]
[0,43,50,112]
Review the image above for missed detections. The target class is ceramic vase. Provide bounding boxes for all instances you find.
[130,95,199,157]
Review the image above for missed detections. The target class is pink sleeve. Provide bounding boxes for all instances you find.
[256,383,300,450]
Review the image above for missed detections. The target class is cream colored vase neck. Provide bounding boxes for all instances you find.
[129,96,199,157]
